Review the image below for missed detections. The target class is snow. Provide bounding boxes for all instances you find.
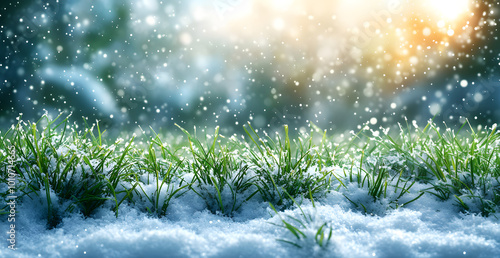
[3,174,499,258]
[1,0,500,256]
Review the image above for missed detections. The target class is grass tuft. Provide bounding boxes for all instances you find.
[0,114,499,231]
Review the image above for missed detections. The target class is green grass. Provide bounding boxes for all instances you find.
[269,190,333,249]
[1,114,499,246]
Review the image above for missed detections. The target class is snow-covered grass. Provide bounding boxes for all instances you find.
[1,114,500,257]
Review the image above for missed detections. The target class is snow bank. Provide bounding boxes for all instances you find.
[2,185,499,258]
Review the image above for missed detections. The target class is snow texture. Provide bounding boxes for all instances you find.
[2,180,499,258]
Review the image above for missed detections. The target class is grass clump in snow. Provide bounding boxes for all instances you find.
[243,123,331,209]
[269,190,333,249]
[1,114,499,230]
[372,120,500,216]
[0,114,137,228]
[178,125,257,217]
[133,141,189,218]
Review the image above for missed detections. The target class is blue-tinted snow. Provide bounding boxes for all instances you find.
[2,176,499,258]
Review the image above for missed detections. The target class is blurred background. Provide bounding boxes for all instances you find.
[1,0,499,136]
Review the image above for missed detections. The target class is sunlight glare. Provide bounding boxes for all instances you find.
[428,0,470,20]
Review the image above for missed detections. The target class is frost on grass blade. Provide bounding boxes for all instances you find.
[0,115,499,256]
[268,190,333,251]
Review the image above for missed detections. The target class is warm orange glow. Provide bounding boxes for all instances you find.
[201,0,479,90]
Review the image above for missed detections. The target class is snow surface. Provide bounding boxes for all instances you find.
[2,178,500,258]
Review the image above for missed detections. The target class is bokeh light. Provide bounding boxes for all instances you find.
[0,0,499,135]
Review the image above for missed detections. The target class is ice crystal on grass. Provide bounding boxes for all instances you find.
[1,115,499,232]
